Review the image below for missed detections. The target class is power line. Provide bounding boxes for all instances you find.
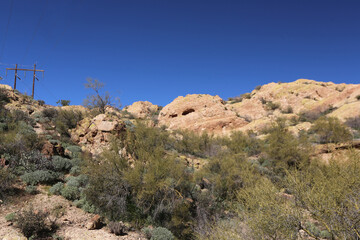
[20,0,49,63]
[0,0,14,62]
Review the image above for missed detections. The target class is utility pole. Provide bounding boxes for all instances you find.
[6,64,44,98]
[13,64,18,90]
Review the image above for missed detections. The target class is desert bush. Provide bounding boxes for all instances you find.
[42,108,58,119]
[198,153,256,201]
[73,193,96,213]
[142,227,175,240]
[56,99,70,106]
[264,119,310,170]
[224,131,262,156]
[108,221,129,236]
[287,150,360,239]
[52,156,72,171]
[20,170,60,185]
[173,130,219,157]
[70,165,81,175]
[265,101,280,111]
[65,145,82,158]
[345,116,360,130]
[61,185,80,200]
[49,182,64,195]
[356,95,360,100]
[15,205,56,238]
[254,85,262,90]
[25,185,38,195]
[55,110,83,137]
[281,105,293,114]
[60,175,88,200]
[237,177,300,239]
[196,218,247,240]
[0,168,15,198]
[15,150,51,172]
[5,212,16,222]
[38,100,45,106]
[0,88,10,104]
[309,116,352,143]
[83,78,120,113]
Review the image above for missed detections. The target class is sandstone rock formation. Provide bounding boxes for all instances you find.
[228,79,360,121]
[157,80,360,135]
[124,101,159,119]
[158,94,248,135]
[70,113,125,156]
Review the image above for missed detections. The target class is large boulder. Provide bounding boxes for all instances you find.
[158,94,248,135]
[70,113,125,156]
[124,101,159,119]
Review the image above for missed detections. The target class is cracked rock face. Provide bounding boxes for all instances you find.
[158,94,248,135]
[70,114,126,156]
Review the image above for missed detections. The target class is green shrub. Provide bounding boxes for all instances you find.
[265,101,280,111]
[25,185,38,195]
[5,212,16,222]
[42,108,58,119]
[345,116,360,130]
[287,151,360,239]
[0,168,15,197]
[52,156,72,171]
[38,100,45,106]
[281,105,293,114]
[61,186,80,200]
[242,93,251,99]
[15,205,56,238]
[309,117,352,143]
[255,85,262,91]
[56,99,71,106]
[70,166,81,175]
[264,119,310,170]
[73,195,96,213]
[65,145,82,158]
[224,131,262,156]
[144,227,174,240]
[49,182,64,195]
[108,221,129,236]
[356,95,360,100]
[0,88,10,104]
[66,175,88,188]
[20,170,60,186]
[55,110,83,137]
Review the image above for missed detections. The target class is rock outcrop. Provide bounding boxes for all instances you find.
[124,101,159,119]
[228,79,360,121]
[157,80,360,135]
[70,114,125,156]
[158,94,248,135]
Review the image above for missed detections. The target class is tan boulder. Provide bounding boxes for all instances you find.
[158,94,248,135]
[70,113,125,156]
[125,101,159,119]
[86,214,103,230]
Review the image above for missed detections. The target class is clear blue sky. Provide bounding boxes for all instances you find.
[0,0,359,107]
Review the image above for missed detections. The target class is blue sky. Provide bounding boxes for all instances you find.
[0,0,359,107]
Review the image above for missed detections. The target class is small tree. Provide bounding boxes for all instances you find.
[56,99,70,106]
[83,78,119,113]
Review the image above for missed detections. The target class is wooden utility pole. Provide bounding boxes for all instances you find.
[13,64,18,90]
[6,64,44,98]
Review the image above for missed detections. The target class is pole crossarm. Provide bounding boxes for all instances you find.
[5,64,44,98]
[6,68,44,72]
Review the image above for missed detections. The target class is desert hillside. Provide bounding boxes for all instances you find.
[0,79,359,240]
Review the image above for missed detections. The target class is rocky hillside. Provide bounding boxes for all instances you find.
[124,79,360,135]
[0,79,359,240]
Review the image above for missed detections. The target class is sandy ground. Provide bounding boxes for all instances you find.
[0,186,146,240]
